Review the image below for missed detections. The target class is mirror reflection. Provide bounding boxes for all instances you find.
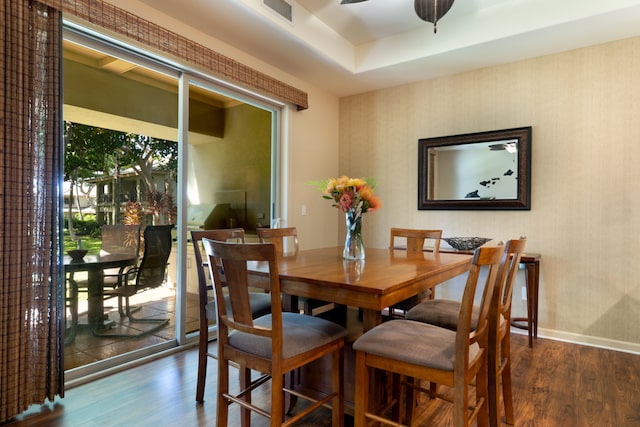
[418,127,531,210]
[428,139,519,200]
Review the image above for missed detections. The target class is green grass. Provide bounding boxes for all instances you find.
[64,233,102,255]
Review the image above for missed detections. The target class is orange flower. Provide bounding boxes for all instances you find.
[315,176,380,215]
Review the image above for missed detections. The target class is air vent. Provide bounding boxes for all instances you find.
[263,0,293,22]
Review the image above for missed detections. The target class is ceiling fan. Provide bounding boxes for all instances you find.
[341,0,456,33]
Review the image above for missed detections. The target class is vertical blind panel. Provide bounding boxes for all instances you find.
[39,0,309,110]
[1,1,63,422]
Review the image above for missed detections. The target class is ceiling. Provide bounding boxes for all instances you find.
[134,0,640,97]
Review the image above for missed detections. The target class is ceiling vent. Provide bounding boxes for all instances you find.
[263,0,293,23]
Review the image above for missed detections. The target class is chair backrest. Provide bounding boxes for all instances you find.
[100,224,141,256]
[456,245,504,369]
[202,239,282,347]
[256,227,299,256]
[135,225,173,290]
[191,228,246,307]
[389,227,442,254]
[494,237,527,323]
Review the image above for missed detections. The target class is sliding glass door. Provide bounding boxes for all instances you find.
[63,24,280,380]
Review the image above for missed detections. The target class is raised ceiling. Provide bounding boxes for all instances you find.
[133,0,640,97]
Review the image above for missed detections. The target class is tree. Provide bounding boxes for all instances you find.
[64,122,178,230]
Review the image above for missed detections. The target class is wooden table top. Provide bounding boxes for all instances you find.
[249,246,472,316]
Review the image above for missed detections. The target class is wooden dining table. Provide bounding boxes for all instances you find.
[249,246,472,329]
[247,246,473,412]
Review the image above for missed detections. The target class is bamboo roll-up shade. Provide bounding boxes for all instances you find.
[1,1,64,422]
[39,0,309,110]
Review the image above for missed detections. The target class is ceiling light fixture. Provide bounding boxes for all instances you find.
[341,0,456,34]
[414,0,456,33]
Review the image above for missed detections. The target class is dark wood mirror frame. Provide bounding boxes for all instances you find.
[418,126,532,210]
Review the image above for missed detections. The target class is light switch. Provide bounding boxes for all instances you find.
[301,205,307,216]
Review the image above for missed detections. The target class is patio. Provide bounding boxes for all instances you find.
[64,285,200,371]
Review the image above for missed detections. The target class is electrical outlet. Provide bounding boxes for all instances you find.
[522,286,527,301]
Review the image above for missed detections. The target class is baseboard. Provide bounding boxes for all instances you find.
[511,327,640,355]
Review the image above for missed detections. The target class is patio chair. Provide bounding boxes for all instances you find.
[101,224,173,337]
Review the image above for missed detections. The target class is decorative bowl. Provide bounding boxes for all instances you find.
[443,237,491,251]
[67,249,88,261]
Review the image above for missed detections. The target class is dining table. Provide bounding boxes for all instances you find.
[64,253,138,335]
[247,246,473,412]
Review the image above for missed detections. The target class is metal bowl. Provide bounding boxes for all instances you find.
[442,237,491,251]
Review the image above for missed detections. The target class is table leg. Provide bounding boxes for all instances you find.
[87,267,107,333]
[511,260,540,348]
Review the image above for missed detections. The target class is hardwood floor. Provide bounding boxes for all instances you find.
[8,333,640,426]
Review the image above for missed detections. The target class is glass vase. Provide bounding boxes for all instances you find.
[343,211,365,260]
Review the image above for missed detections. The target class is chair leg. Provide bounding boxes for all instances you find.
[476,363,490,427]
[501,333,515,424]
[270,372,284,427]
[488,342,500,427]
[354,351,368,427]
[332,346,345,427]
[240,366,251,427]
[195,324,209,402]
[217,355,229,427]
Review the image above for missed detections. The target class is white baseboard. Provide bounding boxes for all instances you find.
[511,327,640,355]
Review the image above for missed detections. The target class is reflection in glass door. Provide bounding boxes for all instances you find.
[184,80,275,337]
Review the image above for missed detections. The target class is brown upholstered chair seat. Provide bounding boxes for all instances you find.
[229,312,348,359]
[353,319,481,372]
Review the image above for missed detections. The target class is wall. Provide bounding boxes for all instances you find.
[340,37,640,352]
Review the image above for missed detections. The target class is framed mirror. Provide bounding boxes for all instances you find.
[418,126,532,210]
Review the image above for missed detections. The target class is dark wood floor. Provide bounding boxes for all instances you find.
[8,333,640,426]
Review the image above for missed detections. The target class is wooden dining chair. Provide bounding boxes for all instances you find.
[406,238,526,426]
[353,244,505,427]
[202,238,347,426]
[387,228,442,317]
[190,228,272,403]
[256,227,337,316]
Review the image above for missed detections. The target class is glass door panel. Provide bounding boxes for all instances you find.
[185,81,274,335]
[63,37,179,372]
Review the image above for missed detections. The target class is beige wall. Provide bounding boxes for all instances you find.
[340,37,640,352]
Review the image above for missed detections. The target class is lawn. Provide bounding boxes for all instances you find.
[63,233,102,255]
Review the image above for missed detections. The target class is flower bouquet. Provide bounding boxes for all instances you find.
[317,176,381,259]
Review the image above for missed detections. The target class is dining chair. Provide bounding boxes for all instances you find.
[202,238,347,426]
[190,228,272,403]
[353,244,504,427]
[100,224,173,337]
[387,228,442,317]
[256,227,337,317]
[101,224,142,315]
[406,238,526,426]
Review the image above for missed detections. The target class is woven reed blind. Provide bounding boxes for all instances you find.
[0,0,64,422]
[39,0,309,110]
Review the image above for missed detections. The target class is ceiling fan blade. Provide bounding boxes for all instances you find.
[415,0,456,28]
[341,0,368,4]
